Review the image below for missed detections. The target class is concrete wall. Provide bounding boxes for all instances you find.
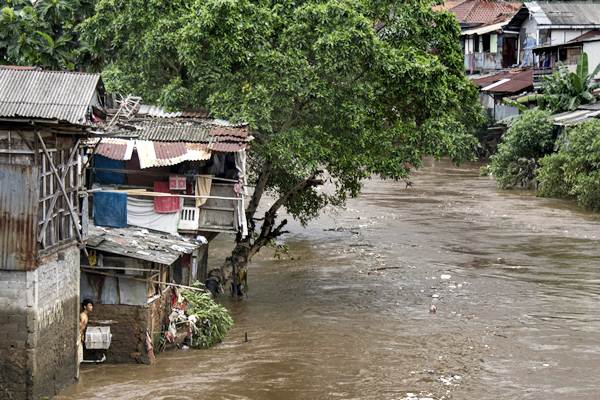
[584,41,600,79]
[550,29,588,46]
[0,245,79,400]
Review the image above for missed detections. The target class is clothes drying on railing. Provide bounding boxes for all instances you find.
[153,181,181,213]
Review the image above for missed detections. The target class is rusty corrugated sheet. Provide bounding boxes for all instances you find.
[472,69,533,94]
[96,139,134,160]
[209,142,248,152]
[135,141,211,168]
[209,126,249,138]
[137,123,212,142]
[0,164,39,270]
[154,142,187,160]
[0,67,101,125]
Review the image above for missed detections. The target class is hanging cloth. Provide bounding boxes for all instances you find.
[195,176,212,207]
[93,192,127,228]
[153,181,181,213]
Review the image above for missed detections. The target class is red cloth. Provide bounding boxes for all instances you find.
[154,181,181,213]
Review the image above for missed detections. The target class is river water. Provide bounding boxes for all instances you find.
[57,160,600,400]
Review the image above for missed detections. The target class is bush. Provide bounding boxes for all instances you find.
[537,120,600,210]
[181,283,234,348]
[489,109,555,189]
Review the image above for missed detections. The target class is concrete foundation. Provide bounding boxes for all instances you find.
[0,245,80,400]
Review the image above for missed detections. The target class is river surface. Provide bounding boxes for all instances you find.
[57,160,600,400]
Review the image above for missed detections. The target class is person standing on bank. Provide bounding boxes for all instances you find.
[78,299,94,365]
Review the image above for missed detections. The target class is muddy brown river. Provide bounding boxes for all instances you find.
[57,160,600,400]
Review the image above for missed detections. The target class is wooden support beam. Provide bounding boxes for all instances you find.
[38,139,81,243]
[36,132,87,255]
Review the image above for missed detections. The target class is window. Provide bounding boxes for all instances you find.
[483,34,490,52]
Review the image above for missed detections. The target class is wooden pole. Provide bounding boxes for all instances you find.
[81,267,207,292]
[36,132,88,255]
[38,139,81,242]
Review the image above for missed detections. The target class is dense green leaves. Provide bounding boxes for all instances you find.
[82,0,483,223]
[538,120,600,211]
[0,0,96,69]
[181,283,234,348]
[489,109,555,189]
[540,52,600,112]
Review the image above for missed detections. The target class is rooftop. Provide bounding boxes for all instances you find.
[525,1,600,27]
[472,68,534,94]
[86,225,203,265]
[0,67,102,125]
[447,0,522,28]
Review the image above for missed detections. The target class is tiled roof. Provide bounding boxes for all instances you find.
[449,0,522,26]
[0,67,101,125]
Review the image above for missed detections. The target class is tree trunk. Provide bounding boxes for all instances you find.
[204,167,324,297]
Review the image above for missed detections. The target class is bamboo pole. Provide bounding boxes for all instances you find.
[95,189,243,202]
[81,267,207,293]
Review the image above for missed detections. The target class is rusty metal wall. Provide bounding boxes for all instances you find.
[0,163,39,270]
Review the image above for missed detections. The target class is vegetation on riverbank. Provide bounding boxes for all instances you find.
[488,53,600,210]
[181,284,234,348]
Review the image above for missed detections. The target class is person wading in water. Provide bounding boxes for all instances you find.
[78,299,94,370]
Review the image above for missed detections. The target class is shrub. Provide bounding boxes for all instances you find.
[489,109,555,189]
[538,119,600,210]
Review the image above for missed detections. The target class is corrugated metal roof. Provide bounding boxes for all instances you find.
[567,29,600,43]
[86,224,201,266]
[0,164,39,271]
[0,67,101,125]
[472,69,533,94]
[527,1,600,27]
[137,123,211,142]
[96,138,134,160]
[209,142,248,152]
[136,140,212,168]
[552,108,600,126]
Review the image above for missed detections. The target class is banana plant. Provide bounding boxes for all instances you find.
[541,52,600,112]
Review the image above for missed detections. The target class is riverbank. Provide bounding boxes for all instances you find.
[56,159,600,400]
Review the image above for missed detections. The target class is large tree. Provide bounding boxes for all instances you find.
[82,0,484,295]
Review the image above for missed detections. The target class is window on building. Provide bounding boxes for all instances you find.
[482,34,490,52]
[474,34,479,52]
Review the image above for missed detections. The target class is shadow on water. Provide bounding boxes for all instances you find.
[57,159,600,400]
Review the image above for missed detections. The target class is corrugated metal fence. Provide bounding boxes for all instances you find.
[0,163,39,270]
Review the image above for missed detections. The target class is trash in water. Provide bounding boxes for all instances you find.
[440,274,451,280]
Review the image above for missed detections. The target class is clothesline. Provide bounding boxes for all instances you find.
[90,167,241,184]
[91,189,244,202]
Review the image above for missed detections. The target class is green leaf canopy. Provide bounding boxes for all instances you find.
[82,0,484,222]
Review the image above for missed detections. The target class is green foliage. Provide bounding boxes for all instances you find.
[0,0,95,69]
[181,283,234,348]
[82,0,484,224]
[539,53,600,112]
[489,109,555,189]
[538,120,600,211]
